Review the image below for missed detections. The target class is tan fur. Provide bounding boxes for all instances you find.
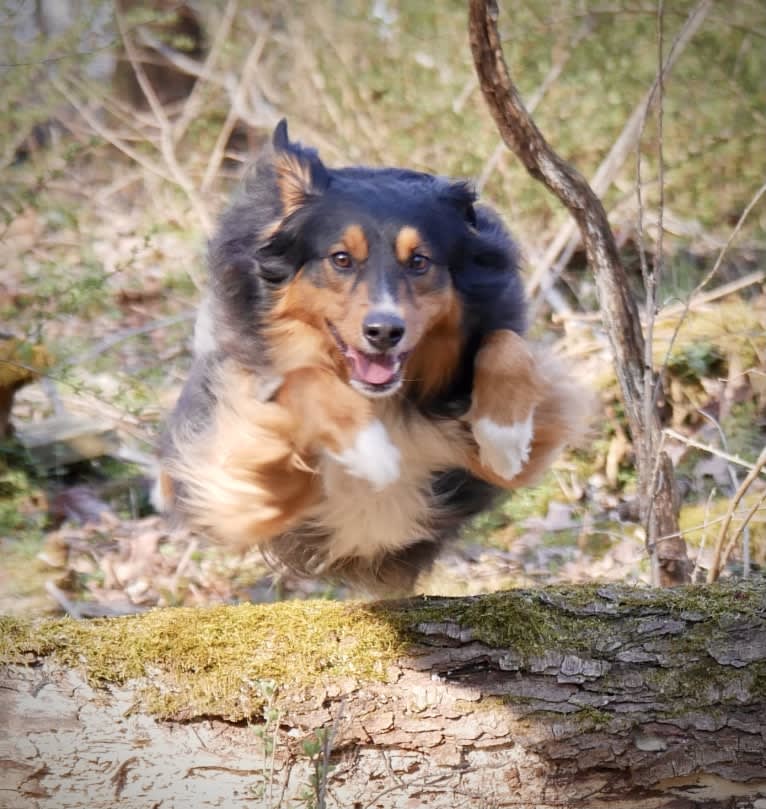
[275,366,373,455]
[165,361,466,564]
[157,469,174,507]
[306,400,469,565]
[404,289,464,400]
[166,361,321,550]
[164,346,588,581]
[339,224,369,263]
[469,330,545,425]
[467,347,592,489]
[266,277,348,374]
[274,152,315,214]
[395,225,422,263]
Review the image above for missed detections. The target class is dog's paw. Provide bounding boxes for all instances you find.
[328,420,401,490]
[473,415,534,480]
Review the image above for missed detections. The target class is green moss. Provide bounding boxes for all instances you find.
[391,586,609,659]
[1,601,406,720]
[3,583,764,721]
[574,706,612,729]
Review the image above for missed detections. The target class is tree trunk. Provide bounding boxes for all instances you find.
[2,584,766,808]
[467,0,690,585]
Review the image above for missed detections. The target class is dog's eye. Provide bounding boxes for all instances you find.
[407,254,432,274]
[330,251,353,271]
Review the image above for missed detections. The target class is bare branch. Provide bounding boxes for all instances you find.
[200,30,269,192]
[173,0,240,144]
[476,20,592,194]
[526,0,712,303]
[663,427,766,477]
[708,446,766,582]
[468,0,690,584]
[114,8,213,239]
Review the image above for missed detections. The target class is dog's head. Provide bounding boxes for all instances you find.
[210,120,523,399]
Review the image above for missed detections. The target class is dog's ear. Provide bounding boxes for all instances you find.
[241,121,329,285]
[439,180,477,228]
[269,119,329,215]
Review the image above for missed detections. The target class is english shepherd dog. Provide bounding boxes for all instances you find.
[157,120,587,592]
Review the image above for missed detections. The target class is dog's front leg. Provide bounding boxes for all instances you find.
[276,367,400,490]
[468,330,545,482]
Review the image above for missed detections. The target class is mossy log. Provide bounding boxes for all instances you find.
[2,583,766,809]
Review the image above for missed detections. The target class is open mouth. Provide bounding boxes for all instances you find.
[327,322,408,397]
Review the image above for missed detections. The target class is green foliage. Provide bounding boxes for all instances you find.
[0,440,45,538]
[666,341,724,382]
[463,472,563,545]
[721,401,766,463]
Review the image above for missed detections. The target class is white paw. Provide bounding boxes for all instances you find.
[473,415,534,480]
[328,420,401,490]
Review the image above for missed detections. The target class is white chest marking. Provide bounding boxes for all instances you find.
[326,420,401,490]
[314,409,466,563]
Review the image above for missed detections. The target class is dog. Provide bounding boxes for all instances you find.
[157,120,586,592]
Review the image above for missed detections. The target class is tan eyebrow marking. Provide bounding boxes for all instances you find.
[395,226,422,263]
[340,224,369,262]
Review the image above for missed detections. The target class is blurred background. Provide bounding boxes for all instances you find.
[1,0,764,617]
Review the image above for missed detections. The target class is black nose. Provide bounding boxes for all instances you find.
[363,312,405,351]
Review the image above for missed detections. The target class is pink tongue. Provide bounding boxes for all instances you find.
[350,349,397,385]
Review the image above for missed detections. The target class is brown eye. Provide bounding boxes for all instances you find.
[408,254,431,274]
[330,251,353,271]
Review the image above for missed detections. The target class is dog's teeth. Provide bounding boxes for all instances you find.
[327,420,401,490]
[473,415,534,480]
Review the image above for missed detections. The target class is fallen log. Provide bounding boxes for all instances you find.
[2,583,766,808]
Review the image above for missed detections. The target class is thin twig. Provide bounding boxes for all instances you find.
[317,699,346,809]
[115,8,213,239]
[697,409,742,496]
[136,25,278,132]
[692,486,717,583]
[707,446,766,582]
[477,20,592,195]
[656,180,766,399]
[663,427,766,477]
[526,0,712,303]
[637,1,667,582]
[719,488,766,576]
[45,581,83,619]
[51,75,176,184]
[311,8,388,162]
[556,268,766,323]
[653,505,766,546]
[63,311,196,366]
[173,0,240,143]
[200,31,269,192]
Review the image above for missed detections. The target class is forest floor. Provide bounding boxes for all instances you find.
[1,1,765,619]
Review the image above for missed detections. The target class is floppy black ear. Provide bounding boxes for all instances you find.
[254,217,310,285]
[269,119,330,215]
[440,180,478,228]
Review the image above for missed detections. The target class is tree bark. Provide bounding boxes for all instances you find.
[467,0,690,585]
[2,584,766,808]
